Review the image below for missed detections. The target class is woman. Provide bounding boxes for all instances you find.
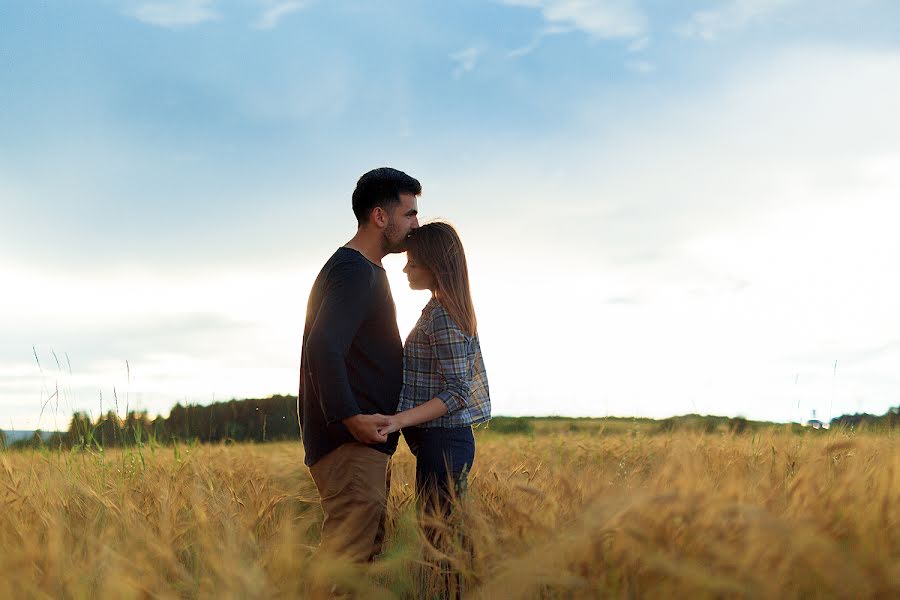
[378,220,490,542]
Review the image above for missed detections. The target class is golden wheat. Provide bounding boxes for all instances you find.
[0,429,896,599]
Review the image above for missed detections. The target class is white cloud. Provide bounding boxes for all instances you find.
[131,0,219,28]
[679,0,796,41]
[508,23,592,58]
[508,34,545,58]
[253,1,306,30]
[450,47,484,78]
[500,0,647,39]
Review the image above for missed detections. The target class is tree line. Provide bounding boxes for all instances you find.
[1,398,897,451]
[4,395,301,450]
[830,406,898,431]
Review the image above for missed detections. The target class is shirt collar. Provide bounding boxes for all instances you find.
[423,296,440,313]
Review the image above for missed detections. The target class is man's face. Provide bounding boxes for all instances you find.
[382,193,419,254]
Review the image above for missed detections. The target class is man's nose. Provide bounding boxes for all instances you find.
[411,216,420,229]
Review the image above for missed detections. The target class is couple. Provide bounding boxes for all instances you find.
[298,167,491,565]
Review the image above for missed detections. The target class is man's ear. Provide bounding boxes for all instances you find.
[371,206,388,228]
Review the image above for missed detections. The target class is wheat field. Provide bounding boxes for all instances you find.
[0,429,896,599]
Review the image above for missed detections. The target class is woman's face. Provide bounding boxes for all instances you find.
[403,255,437,291]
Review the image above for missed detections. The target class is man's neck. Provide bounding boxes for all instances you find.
[344,230,386,268]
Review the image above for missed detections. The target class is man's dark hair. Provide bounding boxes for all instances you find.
[352,167,422,225]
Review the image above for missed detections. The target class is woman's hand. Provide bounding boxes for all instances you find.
[377,414,403,437]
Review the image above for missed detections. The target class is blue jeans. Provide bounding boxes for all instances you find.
[402,425,475,509]
[402,426,475,598]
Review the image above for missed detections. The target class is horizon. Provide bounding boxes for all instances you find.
[7,396,898,436]
[4,1,900,430]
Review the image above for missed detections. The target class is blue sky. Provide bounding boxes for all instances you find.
[3,1,900,430]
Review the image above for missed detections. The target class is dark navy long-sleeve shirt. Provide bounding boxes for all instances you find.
[299,247,403,466]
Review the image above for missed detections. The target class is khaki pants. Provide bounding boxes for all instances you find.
[309,442,391,562]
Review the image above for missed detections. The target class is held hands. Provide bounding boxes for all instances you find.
[342,413,392,444]
[376,415,402,438]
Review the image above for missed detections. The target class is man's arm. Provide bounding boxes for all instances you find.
[305,260,385,442]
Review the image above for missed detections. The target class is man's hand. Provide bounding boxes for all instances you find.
[342,414,391,444]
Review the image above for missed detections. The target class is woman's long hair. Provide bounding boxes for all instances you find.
[407,221,477,336]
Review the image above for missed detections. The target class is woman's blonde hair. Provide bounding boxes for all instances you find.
[407,221,477,336]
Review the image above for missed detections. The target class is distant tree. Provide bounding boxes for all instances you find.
[30,430,44,448]
[831,406,899,431]
[97,411,122,447]
[729,417,749,434]
[49,394,303,449]
[66,412,95,449]
[152,415,168,442]
[123,411,152,445]
[888,406,900,428]
[266,395,301,440]
[168,404,190,441]
[0,429,6,450]
[46,431,66,449]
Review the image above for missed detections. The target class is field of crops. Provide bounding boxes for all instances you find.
[0,428,896,598]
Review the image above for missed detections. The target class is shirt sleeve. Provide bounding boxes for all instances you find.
[305,260,372,425]
[427,308,471,414]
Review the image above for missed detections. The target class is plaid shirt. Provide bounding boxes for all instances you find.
[398,298,491,428]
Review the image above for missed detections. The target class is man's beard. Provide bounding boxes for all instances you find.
[382,221,408,254]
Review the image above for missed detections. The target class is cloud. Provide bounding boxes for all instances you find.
[508,34,545,58]
[131,0,220,28]
[253,1,306,30]
[507,25,578,58]
[500,0,646,39]
[678,0,796,41]
[450,47,483,78]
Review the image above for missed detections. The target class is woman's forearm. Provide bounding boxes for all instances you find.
[395,397,449,428]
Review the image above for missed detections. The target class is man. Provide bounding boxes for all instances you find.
[299,167,421,562]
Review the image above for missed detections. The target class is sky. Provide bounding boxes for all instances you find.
[2,0,899,430]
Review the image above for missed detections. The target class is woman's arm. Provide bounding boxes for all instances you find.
[380,398,449,434]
